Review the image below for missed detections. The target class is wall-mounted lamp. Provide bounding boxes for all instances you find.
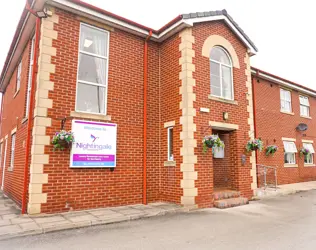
[25,2,48,19]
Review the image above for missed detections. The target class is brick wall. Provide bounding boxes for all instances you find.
[253,76,316,184]
[41,9,148,213]
[0,40,32,205]
[193,21,254,206]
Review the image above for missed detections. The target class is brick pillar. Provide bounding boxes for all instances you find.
[179,28,198,208]
[28,9,58,214]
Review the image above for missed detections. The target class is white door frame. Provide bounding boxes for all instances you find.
[1,138,7,190]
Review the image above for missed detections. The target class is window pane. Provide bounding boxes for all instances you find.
[211,75,221,96]
[304,154,313,164]
[300,105,309,116]
[299,96,309,106]
[284,153,295,164]
[76,83,106,114]
[210,61,220,77]
[168,128,173,160]
[78,54,107,85]
[210,47,230,65]
[222,65,232,99]
[80,25,108,57]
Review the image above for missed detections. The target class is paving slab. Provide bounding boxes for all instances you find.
[33,215,65,224]
[41,220,74,233]
[65,214,98,223]
[18,222,41,231]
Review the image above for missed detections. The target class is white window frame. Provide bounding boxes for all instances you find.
[26,36,35,117]
[16,61,22,93]
[75,23,110,115]
[280,89,292,113]
[299,95,310,117]
[303,142,314,165]
[210,46,234,100]
[167,127,174,161]
[1,138,7,190]
[10,133,16,169]
[283,140,297,165]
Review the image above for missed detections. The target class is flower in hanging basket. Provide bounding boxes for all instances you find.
[52,130,75,150]
[202,135,225,153]
[265,145,278,156]
[300,147,311,157]
[246,138,263,152]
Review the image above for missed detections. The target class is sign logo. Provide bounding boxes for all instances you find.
[90,134,99,143]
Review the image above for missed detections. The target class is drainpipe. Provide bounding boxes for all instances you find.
[252,70,259,187]
[21,15,41,214]
[143,30,152,205]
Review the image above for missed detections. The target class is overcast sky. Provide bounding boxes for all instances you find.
[1,0,315,89]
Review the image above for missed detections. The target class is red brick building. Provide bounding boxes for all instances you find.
[252,68,316,185]
[0,0,314,215]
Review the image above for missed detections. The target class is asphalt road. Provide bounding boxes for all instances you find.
[1,190,316,250]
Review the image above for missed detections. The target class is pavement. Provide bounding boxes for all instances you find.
[1,189,316,249]
[0,193,183,241]
[254,180,316,199]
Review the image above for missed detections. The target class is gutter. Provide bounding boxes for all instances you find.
[143,30,152,205]
[21,14,41,215]
[251,67,316,97]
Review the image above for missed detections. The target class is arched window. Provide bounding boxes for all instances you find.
[210,46,233,100]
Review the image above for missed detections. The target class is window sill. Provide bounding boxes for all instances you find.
[284,164,298,168]
[164,161,176,167]
[300,115,312,120]
[21,117,28,124]
[13,90,20,99]
[304,164,316,167]
[208,95,238,105]
[280,110,294,116]
[70,111,111,121]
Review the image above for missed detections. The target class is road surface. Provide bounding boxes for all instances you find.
[1,190,316,250]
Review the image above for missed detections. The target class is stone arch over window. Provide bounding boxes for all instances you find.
[202,35,240,69]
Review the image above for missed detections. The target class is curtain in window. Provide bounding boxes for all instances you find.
[92,32,106,113]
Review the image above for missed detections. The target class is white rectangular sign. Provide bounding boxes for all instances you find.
[70,120,117,168]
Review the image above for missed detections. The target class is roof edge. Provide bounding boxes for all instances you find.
[251,67,316,96]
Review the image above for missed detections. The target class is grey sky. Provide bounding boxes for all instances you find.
[1,0,315,89]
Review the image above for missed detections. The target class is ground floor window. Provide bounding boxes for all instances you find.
[303,143,315,165]
[167,127,174,161]
[283,140,297,164]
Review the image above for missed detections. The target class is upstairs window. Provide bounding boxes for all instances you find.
[76,23,109,114]
[283,140,297,164]
[280,89,292,113]
[210,46,233,100]
[26,36,35,117]
[299,96,310,117]
[16,61,22,93]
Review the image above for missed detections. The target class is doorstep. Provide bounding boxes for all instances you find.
[0,202,185,241]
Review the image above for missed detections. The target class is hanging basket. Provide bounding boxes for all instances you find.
[265,145,278,156]
[246,138,263,152]
[300,148,311,157]
[202,135,225,153]
[52,130,75,150]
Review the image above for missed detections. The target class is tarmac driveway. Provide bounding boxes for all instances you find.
[1,190,316,250]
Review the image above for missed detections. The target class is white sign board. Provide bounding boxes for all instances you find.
[70,120,117,168]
